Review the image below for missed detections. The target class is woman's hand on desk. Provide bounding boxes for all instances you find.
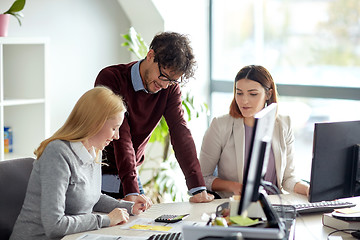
[189,190,215,203]
[211,178,242,196]
[108,208,129,226]
[294,181,310,197]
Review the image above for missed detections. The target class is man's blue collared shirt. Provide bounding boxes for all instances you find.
[131,60,148,93]
[128,59,207,197]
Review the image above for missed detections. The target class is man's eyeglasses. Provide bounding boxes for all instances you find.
[158,64,182,85]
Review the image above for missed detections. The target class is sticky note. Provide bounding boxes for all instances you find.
[130,224,172,231]
[229,215,259,226]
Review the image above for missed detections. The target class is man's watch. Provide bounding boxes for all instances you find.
[192,189,206,196]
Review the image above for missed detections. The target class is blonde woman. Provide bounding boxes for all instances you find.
[10,86,151,240]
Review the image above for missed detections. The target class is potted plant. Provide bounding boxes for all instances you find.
[0,0,26,37]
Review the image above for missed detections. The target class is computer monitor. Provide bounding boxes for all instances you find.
[238,103,280,227]
[182,103,286,240]
[309,120,360,202]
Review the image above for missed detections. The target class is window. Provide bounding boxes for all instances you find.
[210,0,360,180]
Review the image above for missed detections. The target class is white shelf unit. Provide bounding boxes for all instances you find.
[0,38,49,161]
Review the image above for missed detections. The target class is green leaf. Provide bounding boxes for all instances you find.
[121,27,149,59]
[122,34,131,41]
[3,0,26,26]
[149,117,168,143]
[182,101,192,121]
[3,0,25,14]
[9,12,22,26]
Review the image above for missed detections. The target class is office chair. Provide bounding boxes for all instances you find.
[0,157,35,240]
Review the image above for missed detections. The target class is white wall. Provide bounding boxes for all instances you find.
[1,0,210,150]
[0,0,131,134]
[1,0,209,201]
[153,0,210,151]
[118,0,164,53]
[149,0,210,200]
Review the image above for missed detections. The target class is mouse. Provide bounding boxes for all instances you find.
[351,231,360,239]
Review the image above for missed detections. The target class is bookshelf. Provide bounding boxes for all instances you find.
[0,37,49,160]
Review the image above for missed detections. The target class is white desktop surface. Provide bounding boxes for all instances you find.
[62,200,222,240]
[62,195,360,240]
[270,193,360,240]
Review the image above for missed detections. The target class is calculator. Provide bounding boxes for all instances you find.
[154,214,189,223]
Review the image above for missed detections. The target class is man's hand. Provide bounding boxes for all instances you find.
[189,190,214,203]
[124,194,153,214]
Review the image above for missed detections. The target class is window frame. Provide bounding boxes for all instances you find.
[208,0,360,118]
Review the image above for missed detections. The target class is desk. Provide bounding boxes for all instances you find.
[62,197,357,240]
[63,200,223,240]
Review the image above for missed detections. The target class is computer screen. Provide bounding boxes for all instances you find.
[238,103,277,216]
[309,120,360,202]
[182,103,287,240]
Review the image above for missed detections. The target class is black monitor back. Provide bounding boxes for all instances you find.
[309,120,360,202]
[238,103,277,215]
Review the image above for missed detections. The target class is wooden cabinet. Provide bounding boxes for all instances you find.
[0,38,49,160]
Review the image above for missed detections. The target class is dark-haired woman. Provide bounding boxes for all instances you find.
[199,65,309,199]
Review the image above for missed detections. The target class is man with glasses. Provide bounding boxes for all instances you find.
[95,31,214,204]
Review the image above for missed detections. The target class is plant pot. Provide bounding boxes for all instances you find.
[0,14,10,37]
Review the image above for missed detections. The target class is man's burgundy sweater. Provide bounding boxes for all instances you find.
[95,62,205,195]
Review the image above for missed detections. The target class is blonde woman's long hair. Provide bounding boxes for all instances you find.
[34,86,126,159]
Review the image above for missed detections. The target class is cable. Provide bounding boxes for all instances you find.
[260,180,287,219]
[327,228,355,239]
[198,233,243,240]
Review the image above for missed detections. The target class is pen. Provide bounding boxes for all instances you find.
[301,179,310,184]
[206,213,215,226]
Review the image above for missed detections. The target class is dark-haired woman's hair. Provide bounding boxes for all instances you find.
[229,65,278,118]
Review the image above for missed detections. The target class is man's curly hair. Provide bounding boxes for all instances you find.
[150,31,197,83]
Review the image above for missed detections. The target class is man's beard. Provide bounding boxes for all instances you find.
[143,70,157,94]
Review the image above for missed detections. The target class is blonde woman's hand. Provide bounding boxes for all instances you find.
[189,190,214,203]
[132,194,153,215]
[108,208,129,226]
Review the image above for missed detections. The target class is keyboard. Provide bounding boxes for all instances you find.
[273,200,356,214]
[147,232,182,240]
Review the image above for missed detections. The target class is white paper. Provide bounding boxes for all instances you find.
[119,218,206,233]
[76,234,147,240]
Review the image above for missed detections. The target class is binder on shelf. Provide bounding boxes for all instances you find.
[322,213,360,230]
[4,126,13,153]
